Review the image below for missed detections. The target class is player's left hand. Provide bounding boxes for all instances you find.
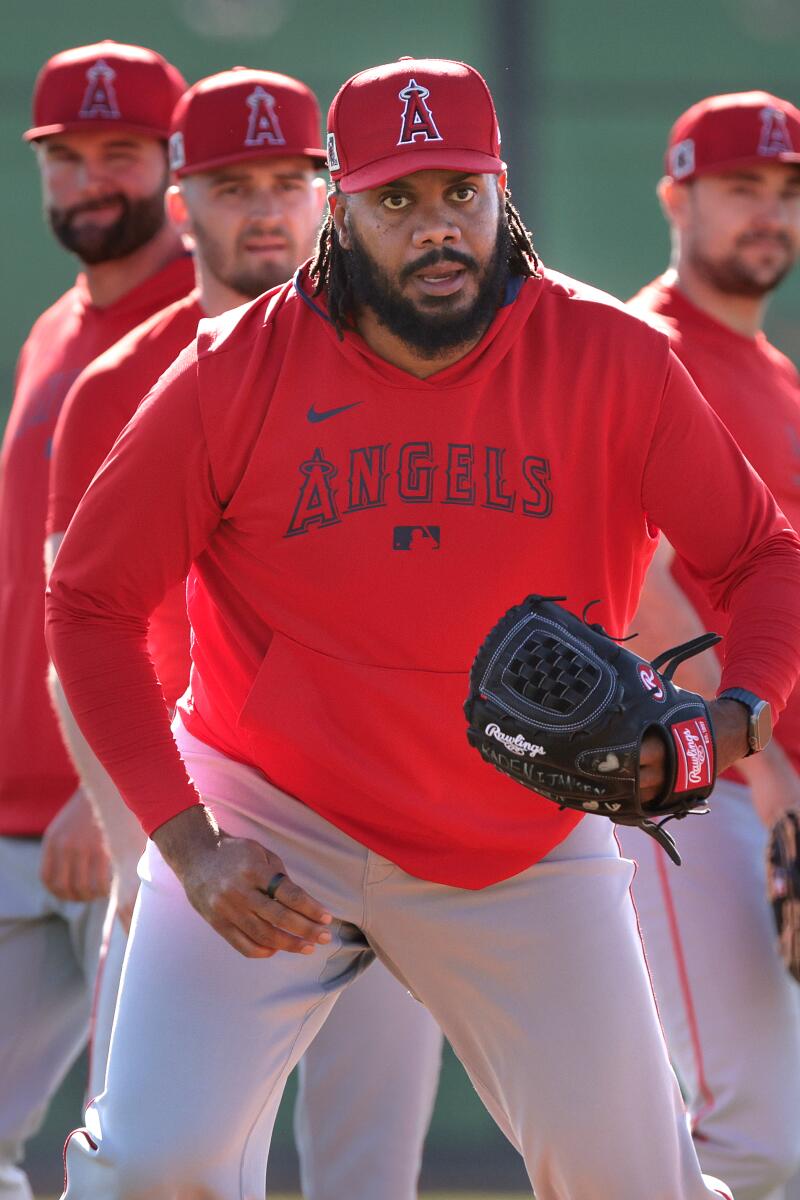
[639,697,749,808]
[40,787,112,903]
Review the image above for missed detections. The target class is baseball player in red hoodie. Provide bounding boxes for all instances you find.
[48,57,800,1199]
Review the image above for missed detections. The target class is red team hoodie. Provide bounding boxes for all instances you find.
[46,266,800,887]
[0,254,194,835]
[631,275,800,779]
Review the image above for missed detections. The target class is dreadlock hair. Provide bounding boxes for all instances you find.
[308,185,542,339]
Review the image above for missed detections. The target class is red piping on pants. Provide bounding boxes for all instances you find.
[653,840,716,1133]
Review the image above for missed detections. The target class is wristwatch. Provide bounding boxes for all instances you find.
[718,687,773,755]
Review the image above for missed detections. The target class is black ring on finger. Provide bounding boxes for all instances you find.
[265,871,287,900]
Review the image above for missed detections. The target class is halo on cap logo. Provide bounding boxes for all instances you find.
[397,78,443,146]
[670,138,695,180]
[326,132,340,172]
[759,106,794,156]
[79,60,121,120]
[168,130,186,171]
[244,86,286,148]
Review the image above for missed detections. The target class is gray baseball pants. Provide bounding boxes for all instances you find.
[61,721,732,1200]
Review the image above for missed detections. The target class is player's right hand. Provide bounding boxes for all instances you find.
[152,805,334,958]
[40,788,112,903]
[112,852,142,934]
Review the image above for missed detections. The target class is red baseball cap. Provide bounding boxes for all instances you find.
[24,41,187,143]
[326,57,505,193]
[665,90,800,182]
[168,67,326,177]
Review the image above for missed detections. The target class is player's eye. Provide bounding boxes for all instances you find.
[450,185,477,203]
[381,194,411,211]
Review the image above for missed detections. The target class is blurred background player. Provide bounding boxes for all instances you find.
[621,91,800,1200]
[46,67,442,1200]
[0,40,191,1200]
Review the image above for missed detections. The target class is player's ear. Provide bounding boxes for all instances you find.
[496,170,507,200]
[165,184,190,237]
[311,175,327,220]
[658,175,690,230]
[331,191,351,249]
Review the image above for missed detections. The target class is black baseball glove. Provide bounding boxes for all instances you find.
[766,811,800,983]
[465,594,721,865]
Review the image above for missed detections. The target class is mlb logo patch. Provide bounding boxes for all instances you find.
[392,525,440,550]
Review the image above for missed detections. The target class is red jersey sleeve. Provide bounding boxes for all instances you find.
[46,343,220,833]
[642,351,800,715]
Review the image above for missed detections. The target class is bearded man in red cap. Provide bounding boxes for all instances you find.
[45,67,442,1200]
[620,91,800,1200]
[0,41,192,1200]
[47,58,800,1199]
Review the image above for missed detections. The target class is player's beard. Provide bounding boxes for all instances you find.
[689,232,797,297]
[47,180,169,265]
[191,217,297,300]
[341,217,511,358]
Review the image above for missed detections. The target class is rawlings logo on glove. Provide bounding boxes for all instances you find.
[464,594,722,865]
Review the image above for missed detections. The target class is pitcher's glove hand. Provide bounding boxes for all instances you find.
[766,811,800,982]
[465,594,721,865]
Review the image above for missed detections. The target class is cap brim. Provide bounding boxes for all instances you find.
[337,148,506,193]
[174,144,328,177]
[670,150,800,181]
[23,120,171,142]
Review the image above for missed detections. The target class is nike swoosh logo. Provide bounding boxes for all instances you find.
[307,401,363,423]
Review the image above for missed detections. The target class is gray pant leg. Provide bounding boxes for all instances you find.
[0,838,106,1193]
[294,960,443,1200]
[619,781,800,1200]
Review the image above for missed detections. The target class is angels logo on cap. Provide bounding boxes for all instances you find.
[759,106,795,156]
[79,59,121,120]
[397,78,443,146]
[244,86,286,148]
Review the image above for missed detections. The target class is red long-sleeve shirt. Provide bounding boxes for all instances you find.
[0,253,194,835]
[49,291,202,710]
[631,275,800,777]
[46,266,800,887]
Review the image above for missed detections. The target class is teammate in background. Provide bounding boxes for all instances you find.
[46,57,800,1200]
[0,41,192,1200]
[620,92,800,1200]
[47,68,442,1200]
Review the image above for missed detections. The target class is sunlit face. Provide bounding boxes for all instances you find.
[178,157,326,298]
[37,130,169,263]
[333,169,509,356]
[679,163,800,296]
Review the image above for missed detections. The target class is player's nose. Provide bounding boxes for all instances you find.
[411,210,462,250]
